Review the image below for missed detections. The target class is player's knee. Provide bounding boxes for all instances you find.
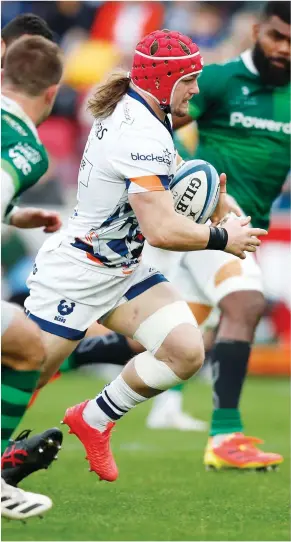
[220,291,266,331]
[134,301,203,379]
[172,327,204,379]
[159,324,205,380]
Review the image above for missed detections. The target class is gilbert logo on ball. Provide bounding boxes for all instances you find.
[170,159,220,223]
[175,176,202,215]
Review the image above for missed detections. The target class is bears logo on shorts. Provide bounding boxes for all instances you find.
[57,300,76,316]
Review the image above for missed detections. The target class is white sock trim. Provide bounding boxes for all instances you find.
[107,374,146,410]
[83,375,148,431]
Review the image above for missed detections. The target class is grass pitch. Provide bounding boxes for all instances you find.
[2,372,290,541]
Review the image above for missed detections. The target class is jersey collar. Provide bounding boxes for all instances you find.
[1,94,40,142]
[241,49,259,76]
[127,88,173,139]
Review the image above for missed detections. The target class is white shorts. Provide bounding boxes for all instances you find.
[25,236,167,340]
[142,241,263,327]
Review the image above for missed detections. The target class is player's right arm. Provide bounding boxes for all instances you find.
[130,190,210,250]
[129,190,266,260]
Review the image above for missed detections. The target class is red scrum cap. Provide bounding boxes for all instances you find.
[130,29,203,109]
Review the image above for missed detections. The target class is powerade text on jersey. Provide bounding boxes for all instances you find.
[185,50,290,229]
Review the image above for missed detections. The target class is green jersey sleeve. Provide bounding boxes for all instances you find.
[188,63,227,120]
[1,141,48,197]
[1,111,49,216]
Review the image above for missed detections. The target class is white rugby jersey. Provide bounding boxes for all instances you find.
[63,88,177,276]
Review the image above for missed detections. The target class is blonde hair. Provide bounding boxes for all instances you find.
[88,70,130,119]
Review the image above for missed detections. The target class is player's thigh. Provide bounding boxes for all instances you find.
[103,280,181,336]
[181,248,264,308]
[38,331,80,386]
[85,322,111,337]
[103,280,203,363]
[1,301,45,371]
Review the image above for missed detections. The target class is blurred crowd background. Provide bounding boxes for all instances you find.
[1,1,290,375]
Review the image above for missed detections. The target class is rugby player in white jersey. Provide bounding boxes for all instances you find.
[24,29,267,481]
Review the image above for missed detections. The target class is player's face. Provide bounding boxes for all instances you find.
[253,15,290,86]
[171,75,199,117]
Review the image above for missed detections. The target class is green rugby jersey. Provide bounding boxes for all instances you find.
[1,95,49,220]
[185,50,290,229]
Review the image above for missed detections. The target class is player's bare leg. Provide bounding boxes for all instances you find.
[37,333,81,388]
[62,282,204,481]
[146,301,213,431]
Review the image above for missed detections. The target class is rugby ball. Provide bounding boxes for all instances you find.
[170,159,220,224]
